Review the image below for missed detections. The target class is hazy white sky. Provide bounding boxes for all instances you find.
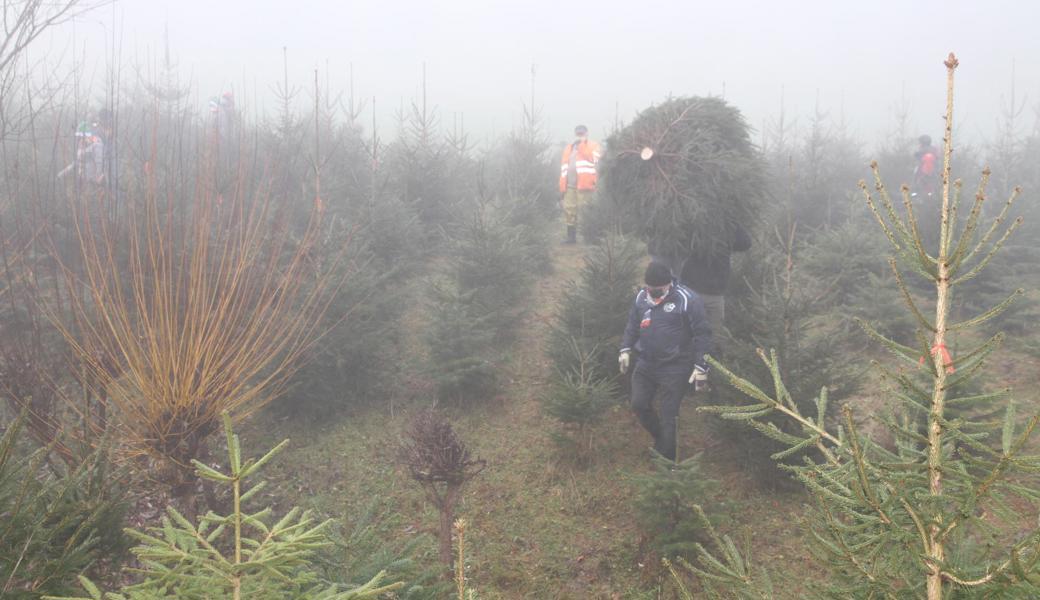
[50,0,1040,149]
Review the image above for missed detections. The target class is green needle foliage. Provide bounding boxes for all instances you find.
[49,413,400,600]
[542,235,639,462]
[722,220,855,484]
[599,96,765,259]
[633,452,715,560]
[446,196,536,337]
[663,507,772,600]
[686,55,1040,599]
[0,411,128,599]
[286,496,450,600]
[425,284,498,404]
[542,339,618,462]
[427,195,542,403]
[320,499,449,599]
[547,234,642,385]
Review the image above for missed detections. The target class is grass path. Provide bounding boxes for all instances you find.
[449,242,657,598]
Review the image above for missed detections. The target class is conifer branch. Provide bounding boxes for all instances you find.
[947,332,1004,370]
[950,216,1024,285]
[888,258,935,331]
[945,388,1010,407]
[843,406,891,524]
[900,184,936,266]
[939,535,1040,588]
[947,289,1023,332]
[870,165,917,254]
[855,319,928,369]
[947,178,964,245]
[939,411,1040,541]
[818,500,881,583]
[859,180,902,253]
[947,183,984,270]
[958,184,1021,268]
[899,496,931,556]
[704,355,842,460]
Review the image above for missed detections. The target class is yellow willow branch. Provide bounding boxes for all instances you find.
[54,141,347,474]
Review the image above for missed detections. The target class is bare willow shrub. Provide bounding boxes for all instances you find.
[54,133,347,500]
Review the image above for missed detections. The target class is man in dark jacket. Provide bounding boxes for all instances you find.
[619,261,713,461]
[678,223,750,358]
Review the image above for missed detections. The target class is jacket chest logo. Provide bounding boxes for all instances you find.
[640,309,652,329]
[663,302,676,313]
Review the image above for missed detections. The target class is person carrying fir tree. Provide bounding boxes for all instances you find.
[619,261,712,461]
[676,222,750,360]
[649,219,750,361]
[558,124,600,244]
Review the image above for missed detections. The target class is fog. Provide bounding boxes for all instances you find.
[5,1,1040,596]
[46,0,1040,147]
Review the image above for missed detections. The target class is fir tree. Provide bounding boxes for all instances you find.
[598,96,765,260]
[542,339,617,462]
[425,284,498,404]
[386,69,474,237]
[426,197,537,403]
[799,218,918,343]
[496,99,557,210]
[690,54,1040,599]
[663,512,772,600]
[287,193,424,415]
[446,196,535,339]
[547,234,642,385]
[322,499,449,599]
[49,413,400,600]
[0,411,128,598]
[452,519,479,600]
[490,101,558,274]
[633,452,715,560]
[541,235,640,462]
[721,220,855,484]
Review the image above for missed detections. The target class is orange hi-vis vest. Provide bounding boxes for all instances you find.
[559,139,601,193]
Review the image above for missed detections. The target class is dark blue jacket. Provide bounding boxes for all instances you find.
[620,281,713,371]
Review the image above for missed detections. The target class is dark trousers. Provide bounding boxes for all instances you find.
[630,365,689,461]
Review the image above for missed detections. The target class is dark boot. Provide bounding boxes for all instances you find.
[564,225,577,244]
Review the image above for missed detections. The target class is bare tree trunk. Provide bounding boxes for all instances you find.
[438,485,460,575]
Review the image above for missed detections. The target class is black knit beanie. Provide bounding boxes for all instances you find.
[644,261,672,287]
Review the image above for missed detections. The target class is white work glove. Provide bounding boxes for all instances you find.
[618,351,631,374]
[689,365,709,392]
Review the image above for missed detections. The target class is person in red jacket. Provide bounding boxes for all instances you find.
[913,135,939,199]
[912,135,941,249]
[558,125,601,244]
